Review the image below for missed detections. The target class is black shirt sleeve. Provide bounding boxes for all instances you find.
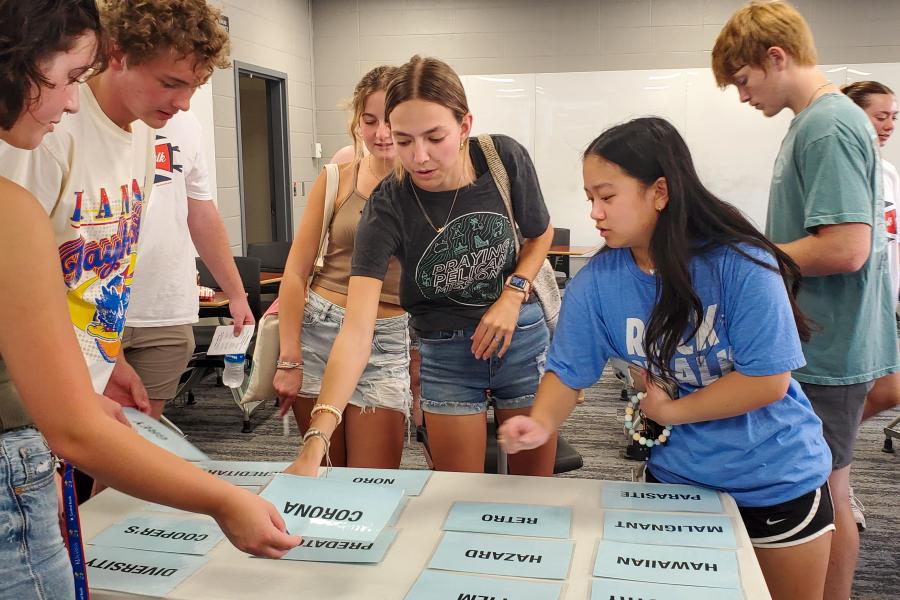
[490,134,550,239]
[350,178,402,281]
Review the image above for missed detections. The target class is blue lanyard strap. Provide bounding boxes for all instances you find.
[62,463,91,600]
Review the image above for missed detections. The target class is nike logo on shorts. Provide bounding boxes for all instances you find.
[766,517,787,525]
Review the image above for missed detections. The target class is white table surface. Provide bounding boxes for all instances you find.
[80,471,771,599]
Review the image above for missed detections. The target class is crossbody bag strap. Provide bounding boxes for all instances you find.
[314,163,340,270]
[477,134,521,254]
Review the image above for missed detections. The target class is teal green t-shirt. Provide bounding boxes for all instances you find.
[766,93,899,385]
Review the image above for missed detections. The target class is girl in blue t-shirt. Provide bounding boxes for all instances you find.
[499,117,834,600]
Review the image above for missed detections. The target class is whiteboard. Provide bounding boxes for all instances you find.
[464,64,900,246]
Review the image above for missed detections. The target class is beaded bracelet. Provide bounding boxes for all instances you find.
[624,392,672,447]
[310,403,342,426]
[302,427,332,470]
[276,359,303,370]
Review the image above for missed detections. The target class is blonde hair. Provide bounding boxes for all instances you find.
[100,0,230,82]
[711,0,817,88]
[384,55,470,181]
[346,65,398,163]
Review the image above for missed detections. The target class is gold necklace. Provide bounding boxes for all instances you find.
[366,155,390,180]
[410,167,465,234]
[805,81,833,110]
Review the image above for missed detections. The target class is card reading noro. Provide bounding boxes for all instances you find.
[443,501,572,539]
[593,540,741,589]
[429,531,574,580]
[600,481,723,513]
[260,473,404,542]
[86,545,208,597]
[602,510,736,548]
[324,466,432,496]
[405,570,563,600]
[89,513,224,556]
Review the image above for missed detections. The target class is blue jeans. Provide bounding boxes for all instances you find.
[0,428,74,599]
[417,302,549,415]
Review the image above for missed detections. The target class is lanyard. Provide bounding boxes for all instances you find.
[61,463,91,600]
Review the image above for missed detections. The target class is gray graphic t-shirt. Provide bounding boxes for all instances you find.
[351,135,549,332]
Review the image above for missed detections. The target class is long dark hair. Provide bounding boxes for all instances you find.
[0,0,105,130]
[584,117,811,386]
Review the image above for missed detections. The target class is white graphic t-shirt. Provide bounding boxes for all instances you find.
[0,84,155,392]
[883,159,899,303]
[127,110,212,327]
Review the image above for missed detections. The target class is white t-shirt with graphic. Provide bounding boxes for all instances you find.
[0,84,155,392]
[883,159,899,304]
[126,110,212,327]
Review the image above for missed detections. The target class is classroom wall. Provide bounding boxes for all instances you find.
[210,0,317,254]
[311,0,900,161]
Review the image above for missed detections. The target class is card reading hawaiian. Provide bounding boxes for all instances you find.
[405,570,563,600]
[197,460,289,487]
[86,545,208,597]
[89,513,225,556]
[429,531,574,580]
[280,528,398,563]
[593,540,740,589]
[259,473,404,542]
[323,466,432,496]
[124,407,209,462]
[602,510,737,548]
[591,577,744,600]
[600,481,723,513]
[443,501,572,539]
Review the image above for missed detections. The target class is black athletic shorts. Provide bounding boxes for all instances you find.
[645,469,835,548]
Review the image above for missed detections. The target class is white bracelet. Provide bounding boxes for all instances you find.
[310,403,343,426]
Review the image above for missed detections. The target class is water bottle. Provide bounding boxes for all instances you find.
[222,353,245,388]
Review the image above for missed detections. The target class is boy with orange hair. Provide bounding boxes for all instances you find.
[713,3,898,599]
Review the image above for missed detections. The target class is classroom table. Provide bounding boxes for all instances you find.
[548,244,599,256]
[198,290,230,308]
[80,472,771,600]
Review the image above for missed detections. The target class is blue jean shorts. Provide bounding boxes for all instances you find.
[417,301,549,415]
[299,289,412,417]
[0,427,75,600]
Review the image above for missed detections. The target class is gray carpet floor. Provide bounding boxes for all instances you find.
[166,366,899,600]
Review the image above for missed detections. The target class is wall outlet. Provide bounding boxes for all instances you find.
[313,142,322,158]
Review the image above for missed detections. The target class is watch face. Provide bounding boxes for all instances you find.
[509,275,527,289]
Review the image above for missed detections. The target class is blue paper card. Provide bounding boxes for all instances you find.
[86,545,208,597]
[259,473,404,542]
[197,460,289,486]
[323,467,432,496]
[591,577,744,600]
[429,531,574,580]
[280,528,397,563]
[601,481,723,513]
[602,510,736,548]
[593,541,740,589]
[90,513,225,556]
[443,501,572,539]
[124,408,209,462]
[406,570,563,600]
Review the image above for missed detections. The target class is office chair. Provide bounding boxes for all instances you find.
[550,227,571,289]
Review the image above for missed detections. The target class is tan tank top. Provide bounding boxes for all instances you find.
[0,355,32,432]
[313,162,402,304]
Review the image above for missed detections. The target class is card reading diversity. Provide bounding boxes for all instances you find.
[124,408,209,462]
[89,513,225,556]
[259,473,404,542]
[429,531,574,580]
[86,545,209,597]
[405,570,564,600]
[602,510,737,548]
[593,540,741,589]
[591,577,744,600]
[601,481,723,513]
[280,528,397,563]
[324,466,432,496]
[197,460,289,487]
[443,501,572,539]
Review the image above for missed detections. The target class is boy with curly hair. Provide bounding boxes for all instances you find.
[712,2,899,599]
[0,0,231,411]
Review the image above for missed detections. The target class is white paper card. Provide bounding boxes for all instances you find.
[205,324,255,356]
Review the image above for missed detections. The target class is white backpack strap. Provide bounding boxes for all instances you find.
[478,134,521,253]
[315,163,340,270]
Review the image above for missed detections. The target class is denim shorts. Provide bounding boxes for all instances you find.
[0,427,75,600]
[299,289,411,417]
[417,301,549,415]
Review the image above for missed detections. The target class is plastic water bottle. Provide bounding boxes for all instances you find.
[222,353,245,388]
